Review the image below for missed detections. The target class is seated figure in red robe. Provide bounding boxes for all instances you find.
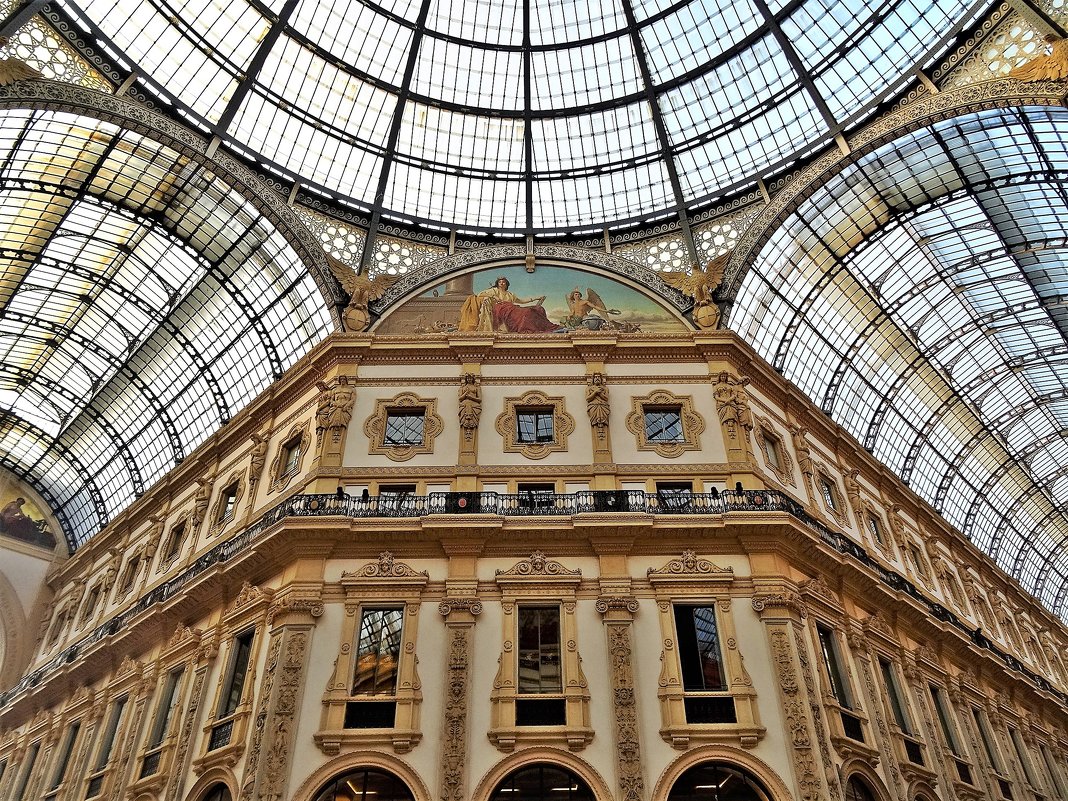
[459,277,559,333]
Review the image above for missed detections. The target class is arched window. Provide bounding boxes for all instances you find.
[201,784,232,801]
[845,777,878,801]
[490,764,596,801]
[667,762,773,801]
[312,768,415,801]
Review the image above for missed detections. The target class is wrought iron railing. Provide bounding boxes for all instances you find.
[2,489,1063,709]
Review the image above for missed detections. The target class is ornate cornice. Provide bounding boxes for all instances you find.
[495,551,581,581]
[647,550,733,579]
[342,551,428,580]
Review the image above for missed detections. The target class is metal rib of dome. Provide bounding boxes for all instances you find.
[730,105,1068,613]
[0,105,335,550]
[57,0,983,235]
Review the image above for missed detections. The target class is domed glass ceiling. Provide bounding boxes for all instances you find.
[59,0,983,233]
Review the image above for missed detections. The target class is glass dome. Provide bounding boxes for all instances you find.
[62,0,981,234]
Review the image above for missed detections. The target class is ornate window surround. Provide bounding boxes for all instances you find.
[862,505,895,561]
[270,422,311,491]
[316,552,428,755]
[625,390,705,458]
[814,465,848,526]
[753,415,793,486]
[489,552,593,752]
[128,624,206,796]
[208,470,246,536]
[647,551,762,749]
[364,393,444,462]
[192,582,273,775]
[158,516,190,573]
[495,391,575,460]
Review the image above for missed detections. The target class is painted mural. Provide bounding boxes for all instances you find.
[374,265,689,335]
[0,471,57,549]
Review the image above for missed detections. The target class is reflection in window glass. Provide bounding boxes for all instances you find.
[518,606,562,693]
[674,605,726,691]
[312,769,414,801]
[353,608,404,695]
[490,764,595,801]
[667,761,773,801]
[644,406,683,442]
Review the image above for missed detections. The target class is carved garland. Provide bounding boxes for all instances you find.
[363,393,444,462]
[624,389,705,458]
[495,390,575,460]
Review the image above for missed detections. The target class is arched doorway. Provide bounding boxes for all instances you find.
[489,764,597,801]
[311,768,415,801]
[667,762,774,801]
[845,776,879,801]
[201,784,232,801]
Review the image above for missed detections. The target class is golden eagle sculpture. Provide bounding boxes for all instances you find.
[326,255,400,332]
[1008,35,1068,81]
[0,38,42,86]
[658,251,729,330]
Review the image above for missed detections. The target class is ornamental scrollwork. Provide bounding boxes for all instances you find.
[344,551,429,579]
[495,551,581,577]
[648,550,732,577]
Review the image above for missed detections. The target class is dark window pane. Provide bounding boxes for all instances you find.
[384,412,425,445]
[817,625,851,708]
[518,606,562,693]
[674,605,726,691]
[878,658,910,733]
[218,631,254,718]
[312,768,414,801]
[644,407,683,442]
[517,409,554,443]
[353,608,404,695]
[490,765,595,801]
[149,669,184,748]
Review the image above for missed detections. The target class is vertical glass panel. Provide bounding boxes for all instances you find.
[94,697,127,771]
[218,632,253,718]
[150,669,184,747]
[353,608,404,695]
[674,605,726,691]
[929,684,960,755]
[817,625,851,707]
[518,606,562,693]
[878,658,910,733]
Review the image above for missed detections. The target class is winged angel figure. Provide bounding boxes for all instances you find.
[565,287,620,329]
[0,38,42,86]
[658,251,729,330]
[1008,35,1068,82]
[326,255,399,332]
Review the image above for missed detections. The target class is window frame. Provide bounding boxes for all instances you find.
[625,390,705,458]
[496,390,575,459]
[364,392,443,461]
[317,553,428,754]
[489,552,592,751]
[269,421,312,491]
[648,550,762,749]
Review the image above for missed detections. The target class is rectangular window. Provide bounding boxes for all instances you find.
[217,483,239,524]
[48,722,80,791]
[1009,728,1038,786]
[1040,743,1068,800]
[518,606,562,694]
[13,740,39,801]
[816,624,852,708]
[878,658,911,734]
[93,696,127,773]
[119,557,140,594]
[80,586,101,625]
[867,514,885,546]
[353,608,404,696]
[762,432,782,469]
[281,435,303,474]
[656,482,694,511]
[218,631,254,718]
[163,522,185,564]
[384,410,425,446]
[517,482,556,510]
[930,684,961,756]
[516,408,554,444]
[973,707,1003,771]
[148,669,184,750]
[377,484,417,512]
[908,544,930,578]
[644,406,683,442]
[819,476,840,512]
[674,605,727,691]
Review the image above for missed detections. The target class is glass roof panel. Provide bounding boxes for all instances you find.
[58,0,975,231]
[0,108,334,550]
[731,106,1068,616]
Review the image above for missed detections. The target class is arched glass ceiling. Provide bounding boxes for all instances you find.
[0,108,335,551]
[57,0,984,233]
[731,105,1068,613]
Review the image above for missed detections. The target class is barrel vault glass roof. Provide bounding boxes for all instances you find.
[56,0,985,234]
[732,105,1068,615]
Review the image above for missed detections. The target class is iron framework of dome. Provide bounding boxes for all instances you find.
[48,0,985,240]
